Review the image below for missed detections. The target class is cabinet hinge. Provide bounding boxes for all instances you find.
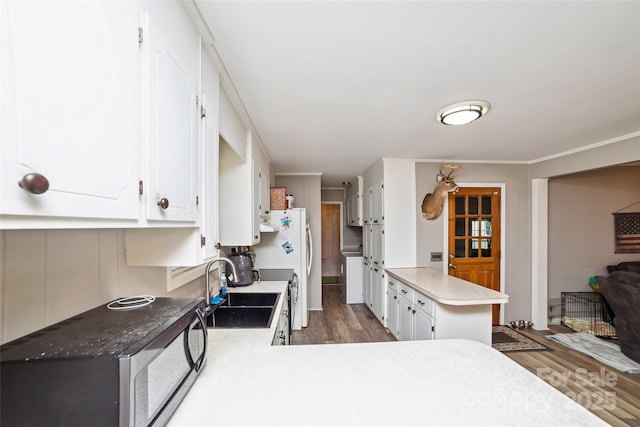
[138,180,144,195]
[196,196,199,206]
[200,105,206,119]
[431,326,435,332]
[195,95,199,107]
[138,27,143,45]
[201,235,206,247]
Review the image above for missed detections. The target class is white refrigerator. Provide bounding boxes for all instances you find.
[253,209,312,330]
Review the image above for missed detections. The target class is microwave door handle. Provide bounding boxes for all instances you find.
[183,308,208,373]
[194,307,208,372]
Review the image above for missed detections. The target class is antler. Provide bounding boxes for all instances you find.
[437,163,463,181]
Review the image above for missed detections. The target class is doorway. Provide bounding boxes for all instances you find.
[447,187,502,324]
[321,202,342,283]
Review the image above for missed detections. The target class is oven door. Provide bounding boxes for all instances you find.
[124,306,207,427]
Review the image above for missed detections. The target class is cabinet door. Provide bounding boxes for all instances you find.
[144,2,199,222]
[200,49,220,257]
[386,279,399,337]
[414,309,434,341]
[371,225,384,267]
[372,267,385,323]
[363,260,373,309]
[1,1,140,221]
[398,296,413,341]
[251,159,261,244]
[362,184,371,225]
[371,181,384,224]
[259,164,270,217]
[362,225,371,261]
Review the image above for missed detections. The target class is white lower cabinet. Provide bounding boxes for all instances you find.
[413,308,435,341]
[363,259,372,309]
[398,295,413,341]
[385,273,493,344]
[272,288,290,346]
[344,256,364,304]
[388,278,435,341]
[372,267,385,324]
[386,280,399,338]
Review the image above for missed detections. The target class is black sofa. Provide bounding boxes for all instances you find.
[596,265,640,363]
[607,261,640,274]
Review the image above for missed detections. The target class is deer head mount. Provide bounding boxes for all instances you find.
[421,164,462,220]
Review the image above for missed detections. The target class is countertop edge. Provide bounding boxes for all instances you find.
[386,267,509,306]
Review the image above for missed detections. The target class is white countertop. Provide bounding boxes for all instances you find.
[386,267,509,306]
[168,281,604,427]
[341,250,363,257]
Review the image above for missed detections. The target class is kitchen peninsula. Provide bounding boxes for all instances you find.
[169,280,604,426]
[386,267,509,345]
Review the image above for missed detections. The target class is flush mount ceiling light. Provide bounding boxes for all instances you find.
[436,100,491,126]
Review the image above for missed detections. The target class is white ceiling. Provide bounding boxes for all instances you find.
[195,1,640,187]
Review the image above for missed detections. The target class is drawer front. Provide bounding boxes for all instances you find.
[398,281,414,301]
[413,292,434,316]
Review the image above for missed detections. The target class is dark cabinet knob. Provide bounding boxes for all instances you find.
[157,198,169,209]
[18,173,49,194]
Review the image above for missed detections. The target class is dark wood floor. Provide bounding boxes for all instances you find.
[507,326,640,427]
[294,284,640,426]
[292,283,395,345]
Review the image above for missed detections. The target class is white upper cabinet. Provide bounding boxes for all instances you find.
[370,180,384,224]
[142,1,200,223]
[346,176,363,226]
[1,1,141,226]
[259,163,271,218]
[125,45,221,267]
[219,135,261,247]
[219,90,247,162]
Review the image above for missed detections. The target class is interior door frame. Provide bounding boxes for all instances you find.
[442,182,507,326]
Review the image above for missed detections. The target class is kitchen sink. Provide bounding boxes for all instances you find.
[225,292,279,307]
[209,307,274,328]
[206,292,280,328]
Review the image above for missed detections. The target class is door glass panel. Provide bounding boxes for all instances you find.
[468,239,479,257]
[482,219,492,237]
[469,218,479,237]
[482,196,492,215]
[455,239,465,258]
[455,197,465,215]
[455,218,465,236]
[481,239,492,257]
[468,197,478,215]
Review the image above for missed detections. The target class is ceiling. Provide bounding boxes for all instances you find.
[195,1,640,187]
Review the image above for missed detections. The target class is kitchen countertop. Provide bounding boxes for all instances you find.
[168,281,604,426]
[386,267,509,306]
[341,248,363,257]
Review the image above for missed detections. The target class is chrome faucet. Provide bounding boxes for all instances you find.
[203,256,238,310]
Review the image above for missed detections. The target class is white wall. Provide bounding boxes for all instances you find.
[0,229,207,344]
[548,166,640,299]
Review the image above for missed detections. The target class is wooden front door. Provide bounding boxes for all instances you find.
[321,203,341,277]
[447,188,501,324]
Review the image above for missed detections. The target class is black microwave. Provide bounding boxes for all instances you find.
[1,297,207,427]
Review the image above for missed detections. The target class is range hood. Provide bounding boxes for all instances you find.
[260,223,277,233]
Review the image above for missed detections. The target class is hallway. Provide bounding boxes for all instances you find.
[292,283,395,345]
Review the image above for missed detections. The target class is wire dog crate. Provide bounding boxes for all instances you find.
[560,292,616,338]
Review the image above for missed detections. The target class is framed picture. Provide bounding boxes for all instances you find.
[613,212,640,253]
